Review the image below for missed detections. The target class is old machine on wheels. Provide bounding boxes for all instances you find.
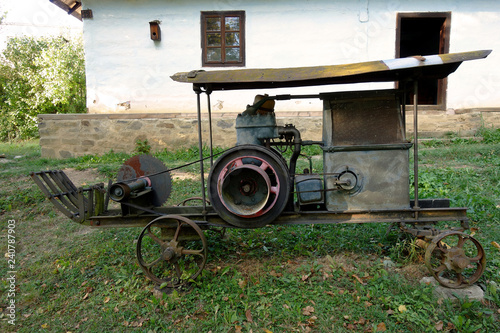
[32,50,491,289]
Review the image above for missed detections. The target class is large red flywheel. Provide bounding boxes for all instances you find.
[208,145,290,228]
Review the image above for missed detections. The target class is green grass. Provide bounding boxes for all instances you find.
[0,129,499,332]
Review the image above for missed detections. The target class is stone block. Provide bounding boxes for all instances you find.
[50,121,79,128]
[41,147,56,159]
[158,129,174,135]
[59,150,73,159]
[61,138,81,146]
[216,120,234,129]
[39,138,60,146]
[179,120,197,129]
[420,277,484,302]
[156,123,175,128]
[128,121,143,130]
[82,140,95,146]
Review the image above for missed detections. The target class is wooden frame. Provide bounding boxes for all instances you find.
[396,12,451,109]
[201,11,245,67]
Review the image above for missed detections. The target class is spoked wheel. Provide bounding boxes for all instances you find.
[208,145,290,228]
[425,231,486,288]
[136,215,208,287]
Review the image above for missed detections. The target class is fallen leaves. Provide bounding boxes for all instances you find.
[352,274,366,285]
[376,322,387,332]
[269,270,282,277]
[245,308,253,323]
[122,317,149,327]
[238,279,247,289]
[342,314,388,332]
[82,285,94,300]
[302,305,315,316]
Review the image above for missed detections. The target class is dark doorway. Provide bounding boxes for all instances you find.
[396,13,451,108]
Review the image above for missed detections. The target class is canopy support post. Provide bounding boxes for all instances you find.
[413,80,420,212]
[206,87,214,167]
[195,86,207,213]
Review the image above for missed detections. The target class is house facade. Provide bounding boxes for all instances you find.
[79,0,499,114]
[40,0,500,158]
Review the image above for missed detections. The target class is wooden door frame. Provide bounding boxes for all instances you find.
[396,12,451,110]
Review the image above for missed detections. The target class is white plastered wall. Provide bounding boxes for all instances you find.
[82,0,500,114]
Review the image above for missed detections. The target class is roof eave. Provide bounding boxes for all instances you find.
[49,0,82,21]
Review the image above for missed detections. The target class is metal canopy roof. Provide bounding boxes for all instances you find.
[171,50,491,91]
[49,0,82,21]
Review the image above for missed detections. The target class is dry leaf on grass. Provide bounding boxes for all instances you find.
[245,309,253,323]
[302,306,315,316]
[376,322,387,332]
[352,274,366,285]
[238,279,247,288]
[307,315,318,324]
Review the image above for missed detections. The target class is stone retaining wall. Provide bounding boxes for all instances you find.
[38,110,500,158]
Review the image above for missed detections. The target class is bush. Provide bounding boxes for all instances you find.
[0,34,86,141]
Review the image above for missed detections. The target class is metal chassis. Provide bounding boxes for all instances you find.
[87,205,469,234]
[31,170,469,238]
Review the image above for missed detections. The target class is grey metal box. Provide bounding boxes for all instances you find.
[321,89,410,211]
[324,149,410,211]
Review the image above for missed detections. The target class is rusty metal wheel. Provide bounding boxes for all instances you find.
[424,231,486,288]
[208,145,290,228]
[136,215,207,287]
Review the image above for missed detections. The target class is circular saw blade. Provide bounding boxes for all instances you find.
[117,155,172,207]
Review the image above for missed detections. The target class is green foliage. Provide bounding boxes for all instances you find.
[0,34,86,141]
[477,126,500,144]
[421,125,500,148]
[134,139,152,155]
